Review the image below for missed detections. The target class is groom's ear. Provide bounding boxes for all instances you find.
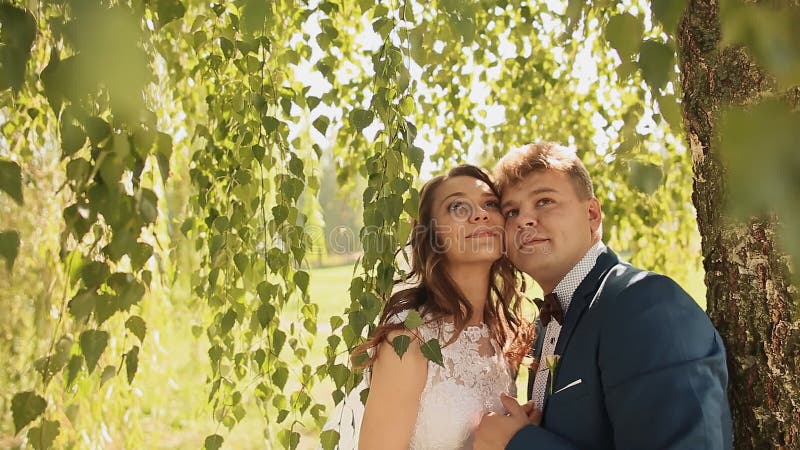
[587,197,602,234]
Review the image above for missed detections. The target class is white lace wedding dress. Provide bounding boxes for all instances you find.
[321,311,516,449]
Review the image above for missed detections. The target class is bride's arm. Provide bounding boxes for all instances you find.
[358,330,428,450]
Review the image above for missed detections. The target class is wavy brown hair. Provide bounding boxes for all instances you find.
[352,165,533,370]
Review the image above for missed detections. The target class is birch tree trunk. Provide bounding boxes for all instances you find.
[678,1,800,448]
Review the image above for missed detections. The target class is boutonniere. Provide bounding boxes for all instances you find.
[544,354,561,394]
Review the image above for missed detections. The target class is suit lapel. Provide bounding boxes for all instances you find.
[542,248,620,406]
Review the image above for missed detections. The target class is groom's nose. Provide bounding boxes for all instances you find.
[517,216,538,228]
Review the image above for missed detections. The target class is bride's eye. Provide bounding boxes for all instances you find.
[484,200,500,210]
[449,201,472,219]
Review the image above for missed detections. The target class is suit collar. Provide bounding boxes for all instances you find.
[542,247,620,406]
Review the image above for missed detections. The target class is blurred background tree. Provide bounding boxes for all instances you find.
[0,0,796,448]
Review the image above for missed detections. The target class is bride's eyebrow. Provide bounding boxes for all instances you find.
[440,191,466,207]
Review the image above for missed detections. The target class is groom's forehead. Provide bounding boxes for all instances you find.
[500,173,557,204]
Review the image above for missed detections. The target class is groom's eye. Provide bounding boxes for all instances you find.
[504,209,518,218]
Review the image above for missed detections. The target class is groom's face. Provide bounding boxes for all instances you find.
[501,170,602,290]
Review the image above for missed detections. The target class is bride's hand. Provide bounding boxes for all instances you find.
[521,400,542,426]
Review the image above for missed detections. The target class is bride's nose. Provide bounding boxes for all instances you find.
[470,208,489,223]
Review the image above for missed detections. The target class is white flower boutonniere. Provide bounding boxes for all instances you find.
[544,354,561,394]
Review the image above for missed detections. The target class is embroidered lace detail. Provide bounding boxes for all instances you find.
[408,317,516,450]
[319,310,516,450]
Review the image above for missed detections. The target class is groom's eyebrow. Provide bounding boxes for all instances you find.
[500,187,557,209]
[530,187,558,195]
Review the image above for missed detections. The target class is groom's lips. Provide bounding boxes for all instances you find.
[519,237,549,249]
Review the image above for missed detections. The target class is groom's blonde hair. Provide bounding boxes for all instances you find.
[493,141,595,199]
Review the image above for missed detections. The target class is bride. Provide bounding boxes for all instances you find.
[324,165,534,449]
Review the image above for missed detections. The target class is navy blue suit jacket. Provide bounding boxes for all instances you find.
[508,248,732,449]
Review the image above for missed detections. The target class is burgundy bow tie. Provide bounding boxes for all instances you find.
[534,293,563,326]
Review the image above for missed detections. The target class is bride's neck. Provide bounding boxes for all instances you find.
[447,263,491,326]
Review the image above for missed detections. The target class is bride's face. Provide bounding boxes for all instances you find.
[429,176,505,266]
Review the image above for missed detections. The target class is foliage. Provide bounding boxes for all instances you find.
[8,0,797,448]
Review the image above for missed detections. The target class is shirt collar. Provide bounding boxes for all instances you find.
[552,240,606,313]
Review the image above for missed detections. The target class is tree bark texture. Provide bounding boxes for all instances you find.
[678,1,800,448]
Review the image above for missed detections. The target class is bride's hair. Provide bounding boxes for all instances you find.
[352,164,533,370]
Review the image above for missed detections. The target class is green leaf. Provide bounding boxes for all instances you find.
[312,116,329,134]
[81,261,110,288]
[220,309,237,334]
[403,310,423,329]
[138,188,158,224]
[278,429,300,450]
[0,4,36,91]
[27,418,60,450]
[628,161,663,194]
[79,329,109,373]
[604,13,644,60]
[130,242,153,271]
[320,429,340,450]
[233,252,249,274]
[638,40,674,91]
[60,123,86,157]
[125,346,139,384]
[0,159,23,205]
[272,205,288,224]
[294,270,309,293]
[289,155,304,178]
[100,365,116,386]
[262,116,279,133]
[0,230,20,271]
[11,391,46,433]
[391,335,411,359]
[272,367,288,389]
[453,17,475,44]
[241,0,269,36]
[98,152,124,187]
[94,294,118,325]
[399,96,415,116]
[156,0,186,27]
[68,290,96,323]
[349,108,374,131]
[306,96,321,110]
[84,117,111,145]
[420,338,444,366]
[204,434,224,450]
[66,355,82,387]
[126,315,147,342]
[65,158,91,185]
[329,364,350,389]
[272,329,286,355]
[651,0,687,32]
[657,94,683,130]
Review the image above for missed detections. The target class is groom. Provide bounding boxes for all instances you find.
[475,142,732,449]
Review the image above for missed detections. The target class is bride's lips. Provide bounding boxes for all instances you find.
[466,229,498,239]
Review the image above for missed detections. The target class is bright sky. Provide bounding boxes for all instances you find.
[285,0,676,183]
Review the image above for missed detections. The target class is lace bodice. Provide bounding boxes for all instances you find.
[320,312,516,450]
[407,315,516,449]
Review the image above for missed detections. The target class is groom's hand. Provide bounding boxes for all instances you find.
[474,394,531,450]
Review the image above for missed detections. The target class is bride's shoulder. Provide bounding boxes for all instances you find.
[385,308,438,327]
